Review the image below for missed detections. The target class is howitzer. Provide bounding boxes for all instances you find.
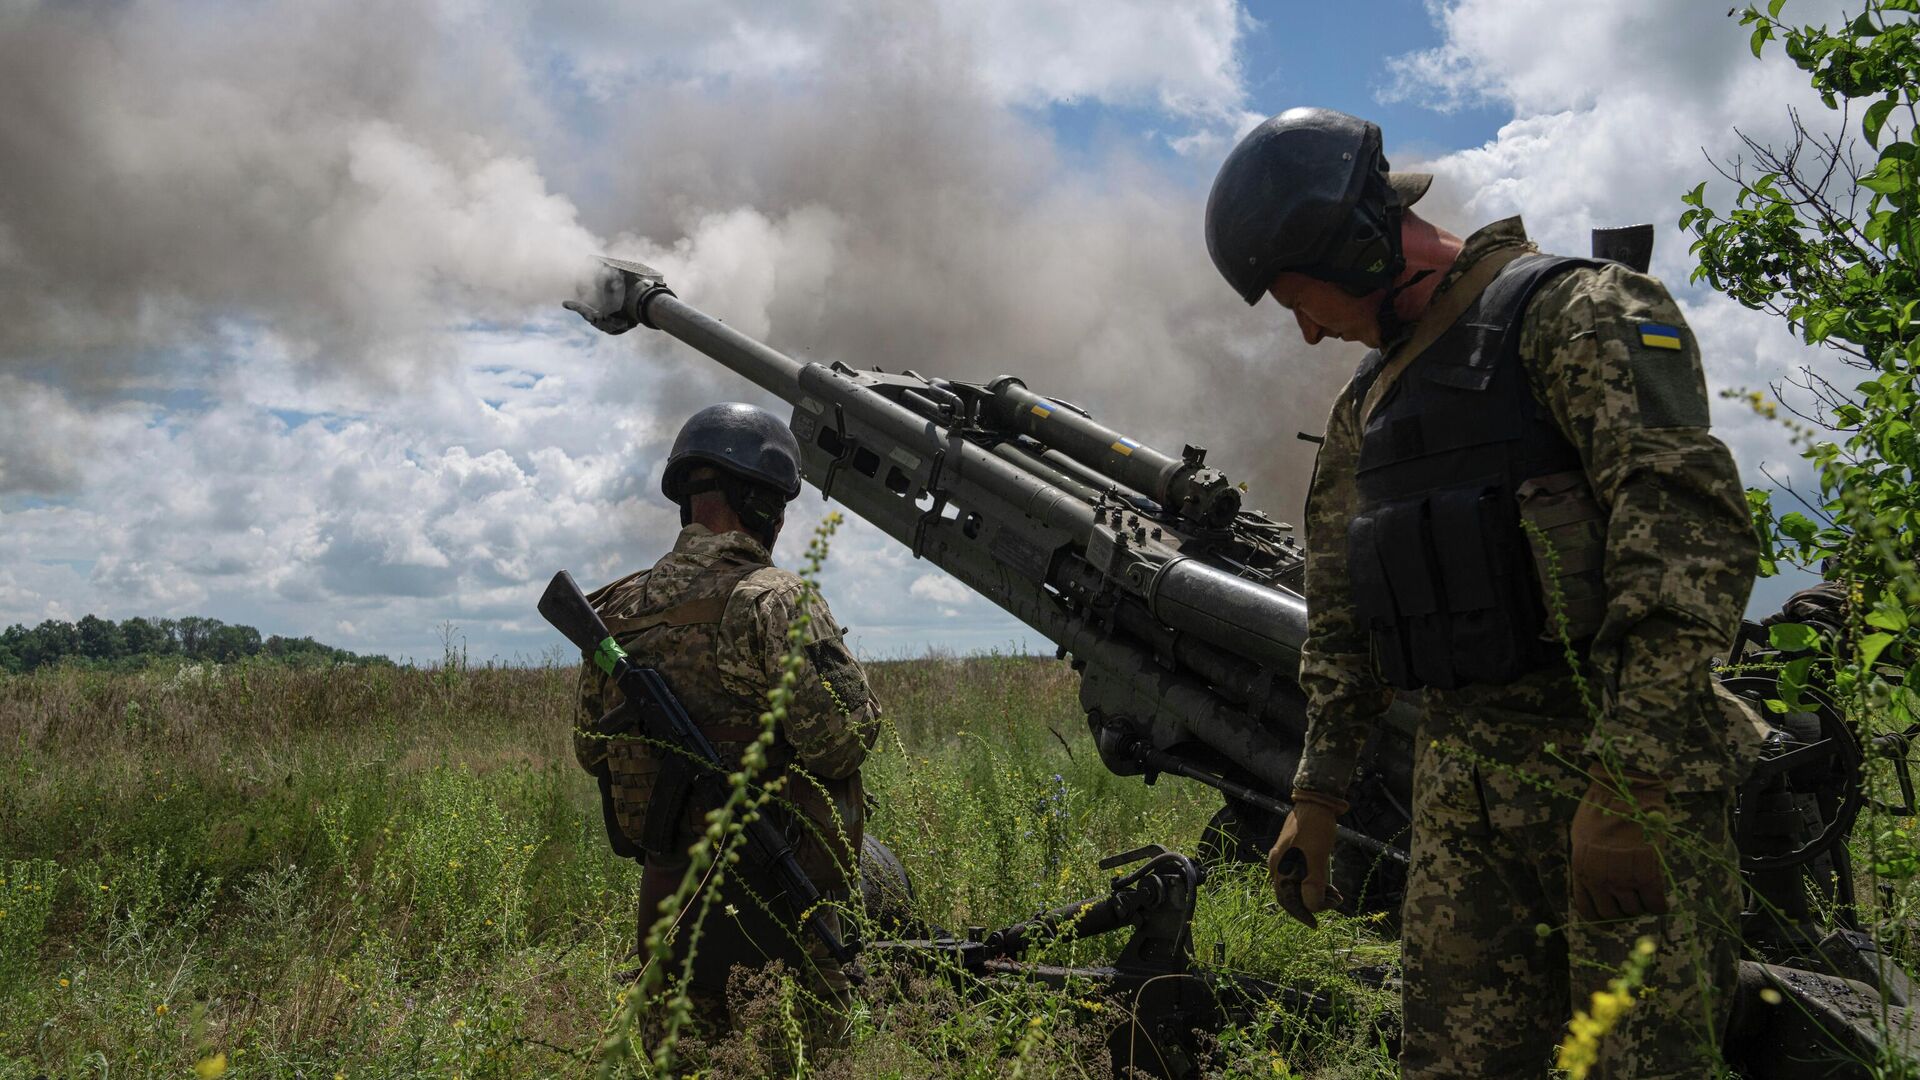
[569,255,1418,907]
[568,254,1920,1074]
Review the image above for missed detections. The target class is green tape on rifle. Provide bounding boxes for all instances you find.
[594,636,627,675]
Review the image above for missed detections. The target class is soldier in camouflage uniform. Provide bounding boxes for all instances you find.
[1207,109,1759,1077]
[572,402,882,1022]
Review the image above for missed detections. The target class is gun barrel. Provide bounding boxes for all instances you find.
[635,284,1310,679]
[643,290,806,402]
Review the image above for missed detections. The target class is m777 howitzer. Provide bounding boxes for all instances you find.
[567,255,1415,896]
[568,248,1920,1077]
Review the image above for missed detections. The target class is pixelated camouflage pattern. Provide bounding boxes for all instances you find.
[1294,216,1757,797]
[1400,721,1740,1079]
[1293,217,1755,1075]
[1294,378,1399,796]
[573,523,882,889]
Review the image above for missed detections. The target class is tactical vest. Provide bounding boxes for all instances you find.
[585,558,860,888]
[1347,253,1609,691]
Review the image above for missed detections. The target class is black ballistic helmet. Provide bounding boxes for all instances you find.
[661,402,803,505]
[1205,107,1432,304]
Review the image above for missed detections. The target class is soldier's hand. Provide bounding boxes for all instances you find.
[1570,774,1672,921]
[1267,789,1348,927]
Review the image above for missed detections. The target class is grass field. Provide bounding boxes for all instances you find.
[0,654,1397,1079]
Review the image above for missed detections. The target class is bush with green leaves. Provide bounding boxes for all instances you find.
[1689,0,1920,985]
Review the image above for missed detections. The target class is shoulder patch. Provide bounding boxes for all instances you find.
[1637,322,1684,351]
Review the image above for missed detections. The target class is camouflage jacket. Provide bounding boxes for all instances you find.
[573,524,882,885]
[1295,217,1758,795]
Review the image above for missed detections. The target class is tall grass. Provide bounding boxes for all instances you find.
[0,655,1395,1078]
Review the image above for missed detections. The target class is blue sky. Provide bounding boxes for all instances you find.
[0,0,1843,662]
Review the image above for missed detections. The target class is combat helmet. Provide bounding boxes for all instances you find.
[1205,107,1432,304]
[662,403,802,539]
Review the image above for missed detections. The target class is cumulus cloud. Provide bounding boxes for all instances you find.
[909,573,974,606]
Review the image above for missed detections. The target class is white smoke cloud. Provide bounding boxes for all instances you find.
[0,0,598,387]
[0,0,1276,659]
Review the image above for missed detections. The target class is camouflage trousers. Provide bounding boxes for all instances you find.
[1400,707,1741,1079]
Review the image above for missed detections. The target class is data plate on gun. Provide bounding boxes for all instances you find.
[791,411,818,445]
[1085,524,1124,577]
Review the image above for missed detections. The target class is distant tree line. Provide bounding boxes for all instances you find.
[0,614,389,674]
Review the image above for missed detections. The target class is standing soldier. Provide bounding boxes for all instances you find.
[1206,108,1757,1077]
[571,402,882,1024]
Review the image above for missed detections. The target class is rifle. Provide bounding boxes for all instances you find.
[537,569,860,972]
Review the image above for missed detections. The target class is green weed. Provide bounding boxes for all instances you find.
[0,645,1397,1078]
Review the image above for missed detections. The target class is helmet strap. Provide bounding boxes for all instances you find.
[1374,268,1435,351]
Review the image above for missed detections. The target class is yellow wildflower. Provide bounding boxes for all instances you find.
[58,978,69,988]
[155,1003,169,1016]
[1557,939,1656,1079]
[194,1054,228,1079]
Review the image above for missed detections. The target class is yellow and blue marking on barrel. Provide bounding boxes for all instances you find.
[1638,322,1683,351]
[1030,401,1054,419]
[1110,436,1141,457]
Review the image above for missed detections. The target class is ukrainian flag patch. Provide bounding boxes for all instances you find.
[1030,402,1054,419]
[1638,322,1683,351]
[1111,436,1140,456]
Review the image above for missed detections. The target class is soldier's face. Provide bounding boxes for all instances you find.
[1267,272,1383,348]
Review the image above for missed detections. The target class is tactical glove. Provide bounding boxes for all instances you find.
[1267,789,1348,928]
[1570,774,1672,921]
